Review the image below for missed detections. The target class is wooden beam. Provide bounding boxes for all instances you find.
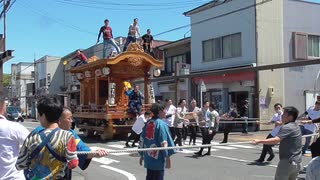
[95,76,99,105]
[149,59,320,82]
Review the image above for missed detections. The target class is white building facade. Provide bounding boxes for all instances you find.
[35,55,62,96]
[185,0,320,128]
[11,62,34,113]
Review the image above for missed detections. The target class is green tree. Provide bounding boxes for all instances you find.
[3,74,10,87]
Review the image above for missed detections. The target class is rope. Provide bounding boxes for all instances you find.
[76,133,320,155]
[76,141,251,155]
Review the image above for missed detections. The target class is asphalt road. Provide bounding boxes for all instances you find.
[20,120,310,180]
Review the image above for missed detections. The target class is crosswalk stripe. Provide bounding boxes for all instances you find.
[228,145,255,149]
[107,144,138,150]
[212,146,237,150]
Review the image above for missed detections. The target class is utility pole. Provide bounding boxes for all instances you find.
[0,0,13,100]
[34,53,38,120]
[0,0,6,99]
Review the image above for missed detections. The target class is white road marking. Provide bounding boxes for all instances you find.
[251,175,274,178]
[178,148,218,154]
[100,165,136,180]
[92,157,120,165]
[228,145,255,149]
[211,155,277,168]
[108,144,138,150]
[212,146,237,150]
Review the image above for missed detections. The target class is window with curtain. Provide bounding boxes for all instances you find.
[202,33,241,62]
[232,33,242,57]
[308,35,320,57]
[165,57,172,74]
[214,38,222,60]
[203,40,213,61]
[223,35,232,58]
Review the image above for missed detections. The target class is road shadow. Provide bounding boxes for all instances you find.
[184,154,206,159]
[247,161,271,166]
[78,134,127,144]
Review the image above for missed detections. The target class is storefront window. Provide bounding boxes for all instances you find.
[203,89,226,114]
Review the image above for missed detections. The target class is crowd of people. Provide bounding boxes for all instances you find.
[125,97,320,180]
[3,94,320,179]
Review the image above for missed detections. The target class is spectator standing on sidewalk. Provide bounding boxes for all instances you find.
[0,98,29,180]
[252,106,302,180]
[255,103,283,163]
[239,100,249,135]
[220,103,238,144]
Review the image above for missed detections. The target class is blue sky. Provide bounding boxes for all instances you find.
[2,0,320,74]
[2,0,210,73]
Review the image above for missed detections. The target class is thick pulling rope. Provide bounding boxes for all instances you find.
[76,133,319,155]
[76,141,251,155]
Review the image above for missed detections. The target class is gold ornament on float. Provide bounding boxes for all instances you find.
[128,57,142,66]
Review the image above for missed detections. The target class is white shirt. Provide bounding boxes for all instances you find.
[270,112,282,137]
[306,156,320,180]
[128,24,140,37]
[304,107,320,132]
[165,105,176,127]
[0,115,29,180]
[132,114,147,135]
[209,110,219,129]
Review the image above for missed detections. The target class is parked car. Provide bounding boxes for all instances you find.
[6,106,24,122]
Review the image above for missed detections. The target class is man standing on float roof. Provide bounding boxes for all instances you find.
[97,19,120,58]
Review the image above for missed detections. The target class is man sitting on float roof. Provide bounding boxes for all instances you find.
[125,85,145,115]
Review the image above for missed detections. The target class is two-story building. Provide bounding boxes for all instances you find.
[154,37,191,104]
[35,55,63,96]
[185,0,257,116]
[10,62,34,115]
[184,0,320,128]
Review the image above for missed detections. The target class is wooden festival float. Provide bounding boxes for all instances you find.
[70,43,163,140]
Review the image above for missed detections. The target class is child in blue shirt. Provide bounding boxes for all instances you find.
[139,103,176,180]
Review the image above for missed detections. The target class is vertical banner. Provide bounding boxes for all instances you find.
[148,84,155,104]
[108,82,116,105]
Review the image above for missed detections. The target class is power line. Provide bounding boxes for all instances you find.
[15,0,273,74]
[18,1,96,36]
[153,0,272,37]
[15,58,63,74]
[57,0,210,7]
[55,0,207,11]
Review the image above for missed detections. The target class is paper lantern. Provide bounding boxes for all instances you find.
[102,67,110,75]
[95,69,102,76]
[153,69,161,77]
[76,73,84,80]
[85,71,92,78]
